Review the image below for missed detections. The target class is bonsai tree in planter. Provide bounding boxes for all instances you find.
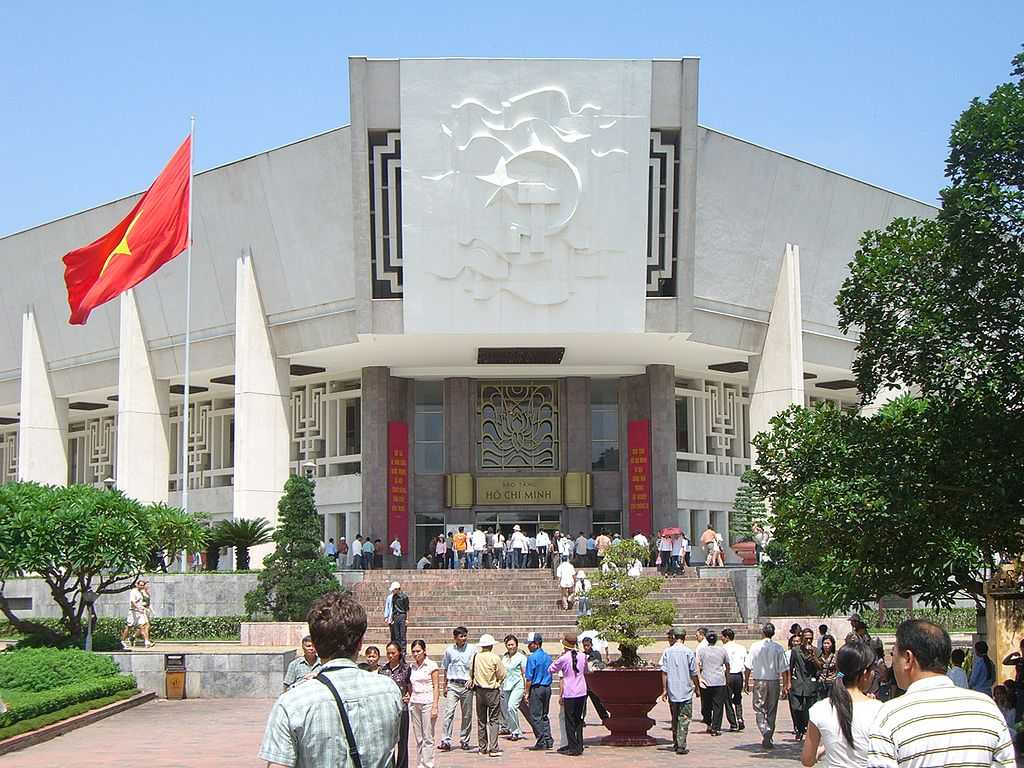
[578,537,675,746]
[730,470,766,565]
[579,538,675,666]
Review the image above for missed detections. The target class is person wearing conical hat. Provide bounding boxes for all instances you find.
[549,632,589,755]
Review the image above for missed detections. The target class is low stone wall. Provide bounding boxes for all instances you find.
[240,622,308,647]
[108,650,296,698]
[5,571,366,620]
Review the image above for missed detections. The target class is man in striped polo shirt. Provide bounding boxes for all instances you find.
[867,619,1014,768]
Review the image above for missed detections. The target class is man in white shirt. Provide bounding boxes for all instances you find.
[558,534,574,563]
[536,529,551,569]
[632,531,649,560]
[556,559,576,610]
[389,537,403,569]
[416,554,432,570]
[574,532,588,566]
[721,628,747,731]
[867,620,1014,768]
[670,534,684,574]
[744,622,791,749]
[657,535,673,574]
[471,528,487,570]
[510,525,527,569]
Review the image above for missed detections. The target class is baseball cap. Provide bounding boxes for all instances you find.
[526,632,543,645]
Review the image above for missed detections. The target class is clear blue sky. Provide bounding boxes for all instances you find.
[2,1,1021,237]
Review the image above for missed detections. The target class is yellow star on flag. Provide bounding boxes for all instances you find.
[99,209,143,277]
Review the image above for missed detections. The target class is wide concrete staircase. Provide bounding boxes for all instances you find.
[353,567,759,644]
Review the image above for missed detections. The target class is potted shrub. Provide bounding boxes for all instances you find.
[578,538,675,745]
[729,470,764,565]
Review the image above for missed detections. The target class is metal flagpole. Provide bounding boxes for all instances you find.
[180,116,195,573]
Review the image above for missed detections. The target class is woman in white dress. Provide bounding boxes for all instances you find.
[801,641,883,768]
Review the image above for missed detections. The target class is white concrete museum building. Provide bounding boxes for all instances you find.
[0,58,934,564]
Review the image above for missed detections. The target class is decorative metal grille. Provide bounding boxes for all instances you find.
[675,378,750,476]
[648,130,680,297]
[169,398,234,491]
[0,430,17,483]
[478,381,559,470]
[67,416,116,486]
[370,130,403,298]
[290,379,361,477]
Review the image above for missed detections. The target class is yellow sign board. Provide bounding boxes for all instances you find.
[476,476,562,506]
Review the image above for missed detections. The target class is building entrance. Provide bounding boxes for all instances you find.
[474,510,561,538]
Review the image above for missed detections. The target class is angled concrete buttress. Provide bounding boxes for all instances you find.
[116,289,170,503]
[748,243,805,461]
[17,308,68,484]
[233,250,289,564]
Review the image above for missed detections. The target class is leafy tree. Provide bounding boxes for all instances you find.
[749,50,1024,611]
[0,483,207,642]
[244,476,339,620]
[213,518,273,571]
[578,539,675,667]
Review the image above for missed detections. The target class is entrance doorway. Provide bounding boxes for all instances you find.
[474,510,562,538]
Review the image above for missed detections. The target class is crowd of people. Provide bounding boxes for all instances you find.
[258,590,1018,768]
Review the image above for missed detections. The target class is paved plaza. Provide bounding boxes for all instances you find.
[5,694,801,768]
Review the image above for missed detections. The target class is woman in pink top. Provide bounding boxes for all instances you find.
[549,631,589,756]
[409,639,441,768]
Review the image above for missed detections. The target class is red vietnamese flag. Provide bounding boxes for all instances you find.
[63,136,191,324]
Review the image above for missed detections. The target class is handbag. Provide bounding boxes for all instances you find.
[316,673,363,768]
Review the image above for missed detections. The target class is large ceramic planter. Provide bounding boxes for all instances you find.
[584,668,662,746]
[732,540,757,565]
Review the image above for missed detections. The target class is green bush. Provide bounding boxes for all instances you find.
[0,615,245,645]
[0,648,120,692]
[860,607,977,633]
[0,688,138,742]
[0,675,136,728]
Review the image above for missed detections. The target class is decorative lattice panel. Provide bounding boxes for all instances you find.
[648,130,679,296]
[289,379,361,477]
[675,377,750,477]
[370,130,403,298]
[170,399,234,491]
[0,431,17,483]
[478,381,559,470]
[68,416,116,486]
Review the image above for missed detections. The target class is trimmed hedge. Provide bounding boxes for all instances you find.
[0,688,139,742]
[0,675,137,728]
[0,615,245,645]
[0,648,121,692]
[860,607,978,633]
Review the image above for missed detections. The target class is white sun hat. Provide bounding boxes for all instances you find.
[513,524,521,531]
[478,633,496,647]
[389,581,401,591]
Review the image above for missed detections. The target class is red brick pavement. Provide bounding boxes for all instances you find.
[3,695,802,767]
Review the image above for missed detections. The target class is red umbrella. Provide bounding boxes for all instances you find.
[659,527,683,537]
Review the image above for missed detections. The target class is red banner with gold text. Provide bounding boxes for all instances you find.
[627,420,652,535]
[387,421,410,553]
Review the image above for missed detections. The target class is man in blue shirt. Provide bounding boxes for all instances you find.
[661,626,700,754]
[524,631,554,750]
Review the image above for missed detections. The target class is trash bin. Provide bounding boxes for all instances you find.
[165,654,186,699]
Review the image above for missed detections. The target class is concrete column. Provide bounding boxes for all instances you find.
[361,366,390,540]
[749,243,805,460]
[647,365,676,535]
[443,377,474,527]
[233,252,290,566]
[17,308,67,484]
[115,290,170,503]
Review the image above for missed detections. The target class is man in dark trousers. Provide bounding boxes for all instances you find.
[789,627,822,740]
[524,632,554,750]
[385,581,410,651]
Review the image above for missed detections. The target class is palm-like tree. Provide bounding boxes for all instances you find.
[212,518,274,570]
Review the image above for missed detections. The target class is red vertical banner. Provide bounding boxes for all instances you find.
[627,420,652,535]
[387,421,410,553]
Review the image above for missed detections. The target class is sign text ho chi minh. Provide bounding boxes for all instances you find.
[475,477,563,506]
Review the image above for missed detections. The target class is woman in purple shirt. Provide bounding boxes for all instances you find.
[550,631,589,756]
